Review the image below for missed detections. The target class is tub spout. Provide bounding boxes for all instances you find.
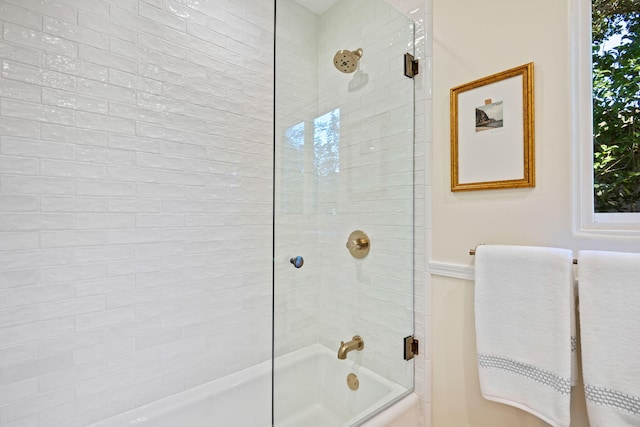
[337,335,364,359]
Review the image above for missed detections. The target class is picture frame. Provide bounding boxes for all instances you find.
[450,62,535,191]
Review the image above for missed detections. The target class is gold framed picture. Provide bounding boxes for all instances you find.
[450,62,535,192]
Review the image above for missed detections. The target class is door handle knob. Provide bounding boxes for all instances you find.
[290,256,304,268]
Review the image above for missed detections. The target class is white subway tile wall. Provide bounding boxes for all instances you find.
[316,4,411,387]
[272,0,321,359]
[274,0,430,424]
[274,0,429,412]
[0,0,273,425]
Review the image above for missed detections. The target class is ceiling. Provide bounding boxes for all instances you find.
[293,0,340,15]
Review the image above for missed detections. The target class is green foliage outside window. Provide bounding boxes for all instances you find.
[592,0,640,212]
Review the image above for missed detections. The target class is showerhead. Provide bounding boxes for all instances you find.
[333,48,363,74]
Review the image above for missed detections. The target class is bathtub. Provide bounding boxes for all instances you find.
[90,344,418,427]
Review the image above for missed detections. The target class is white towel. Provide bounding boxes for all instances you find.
[578,250,640,426]
[475,245,576,427]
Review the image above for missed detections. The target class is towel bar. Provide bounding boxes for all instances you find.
[469,248,578,264]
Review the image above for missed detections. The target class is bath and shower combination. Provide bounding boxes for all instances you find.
[273,4,418,422]
[0,0,419,424]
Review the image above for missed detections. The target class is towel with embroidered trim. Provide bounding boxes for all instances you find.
[475,245,576,427]
[579,250,640,426]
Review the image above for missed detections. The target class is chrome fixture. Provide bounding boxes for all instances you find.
[290,256,304,268]
[346,230,370,259]
[337,335,364,359]
[333,48,363,74]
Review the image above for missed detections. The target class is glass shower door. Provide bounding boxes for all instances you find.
[273,0,415,425]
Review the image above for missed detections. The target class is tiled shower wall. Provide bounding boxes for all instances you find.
[0,0,273,425]
[272,0,320,356]
[314,0,416,388]
[275,0,430,415]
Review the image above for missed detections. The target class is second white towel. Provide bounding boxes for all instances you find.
[475,245,576,427]
[579,250,640,426]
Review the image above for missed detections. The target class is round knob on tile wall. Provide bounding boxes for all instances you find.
[346,230,370,259]
[290,256,304,268]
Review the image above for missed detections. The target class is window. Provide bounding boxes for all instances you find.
[575,0,640,232]
[592,1,640,213]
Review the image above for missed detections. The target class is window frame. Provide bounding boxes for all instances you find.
[572,0,640,234]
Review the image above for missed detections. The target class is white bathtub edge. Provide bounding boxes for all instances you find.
[89,343,416,427]
[361,392,420,427]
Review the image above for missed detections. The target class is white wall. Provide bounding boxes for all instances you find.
[431,0,640,426]
[0,0,273,425]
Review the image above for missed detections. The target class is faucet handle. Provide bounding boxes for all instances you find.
[346,231,370,259]
[290,256,304,268]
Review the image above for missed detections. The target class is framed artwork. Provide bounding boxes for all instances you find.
[450,62,535,191]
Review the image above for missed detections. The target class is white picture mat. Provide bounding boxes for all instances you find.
[457,75,524,184]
